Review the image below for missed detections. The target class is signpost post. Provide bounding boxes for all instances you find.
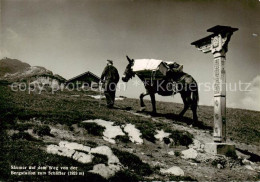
[191,25,238,155]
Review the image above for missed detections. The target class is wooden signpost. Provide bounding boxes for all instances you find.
[191,25,238,155]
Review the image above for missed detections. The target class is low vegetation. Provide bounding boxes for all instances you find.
[0,82,259,181]
[33,125,52,137]
[79,122,105,136]
[111,148,153,177]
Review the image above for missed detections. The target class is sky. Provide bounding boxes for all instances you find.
[0,0,259,111]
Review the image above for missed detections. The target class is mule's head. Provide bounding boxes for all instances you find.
[122,55,135,82]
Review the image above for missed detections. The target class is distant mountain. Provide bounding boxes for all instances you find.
[0,57,66,84]
[0,57,30,77]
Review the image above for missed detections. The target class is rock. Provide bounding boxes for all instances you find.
[189,162,198,166]
[217,164,224,169]
[189,139,204,151]
[152,161,165,167]
[72,151,93,163]
[160,166,184,176]
[47,142,123,178]
[245,165,255,171]
[89,164,121,179]
[242,159,254,165]
[47,144,94,164]
[181,148,198,159]
[236,151,250,160]
[47,145,75,158]
[168,151,175,156]
[59,141,91,153]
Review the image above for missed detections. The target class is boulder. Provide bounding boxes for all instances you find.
[181,148,198,159]
[160,166,184,176]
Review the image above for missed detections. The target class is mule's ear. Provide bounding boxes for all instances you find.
[126,55,131,62]
[126,55,134,64]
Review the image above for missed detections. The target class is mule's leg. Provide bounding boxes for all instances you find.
[179,92,190,117]
[191,103,198,122]
[150,93,157,114]
[140,92,149,111]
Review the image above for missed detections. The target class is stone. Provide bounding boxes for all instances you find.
[189,162,198,166]
[160,166,184,176]
[72,151,93,163]
[181,148,198,159]
[217,164,224,169]
[47,145,75,158]
[245,165,255,171]
[236,150,250,159]
[189,139,204,151]
[89,164,121,179]
[242,159,254,165]
[59,141,91,153]
[168,151,175,156]
[204,143,235,155]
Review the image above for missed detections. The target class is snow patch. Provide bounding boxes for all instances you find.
[154,129,170,141]
[123,124,143,144]
[83,119,125,144]
[82,120,143,144]
[86,95,105,99]
[160,166,184,176]
[86,95,124,101]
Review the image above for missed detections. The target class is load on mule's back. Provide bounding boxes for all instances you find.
[122,55,199,122]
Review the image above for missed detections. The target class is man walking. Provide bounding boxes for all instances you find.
[101,60,120,108]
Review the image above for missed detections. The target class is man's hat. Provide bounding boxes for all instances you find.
[107,60,113,65]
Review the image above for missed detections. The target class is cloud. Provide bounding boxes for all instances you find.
[241,75,260,111]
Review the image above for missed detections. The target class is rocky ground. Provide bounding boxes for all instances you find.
[0,83,259,181]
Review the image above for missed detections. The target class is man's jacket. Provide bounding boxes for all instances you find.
[101,65,120,84]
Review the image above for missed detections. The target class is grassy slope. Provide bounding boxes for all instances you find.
[118,97,260,146]
[0,84,196,181]
[0,82,259,145]
[0,84,259,181]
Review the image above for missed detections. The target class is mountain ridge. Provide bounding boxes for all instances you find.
[0,57,66,83]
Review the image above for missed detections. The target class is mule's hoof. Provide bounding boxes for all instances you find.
[151,112,157,116]
[139,107,146,112]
